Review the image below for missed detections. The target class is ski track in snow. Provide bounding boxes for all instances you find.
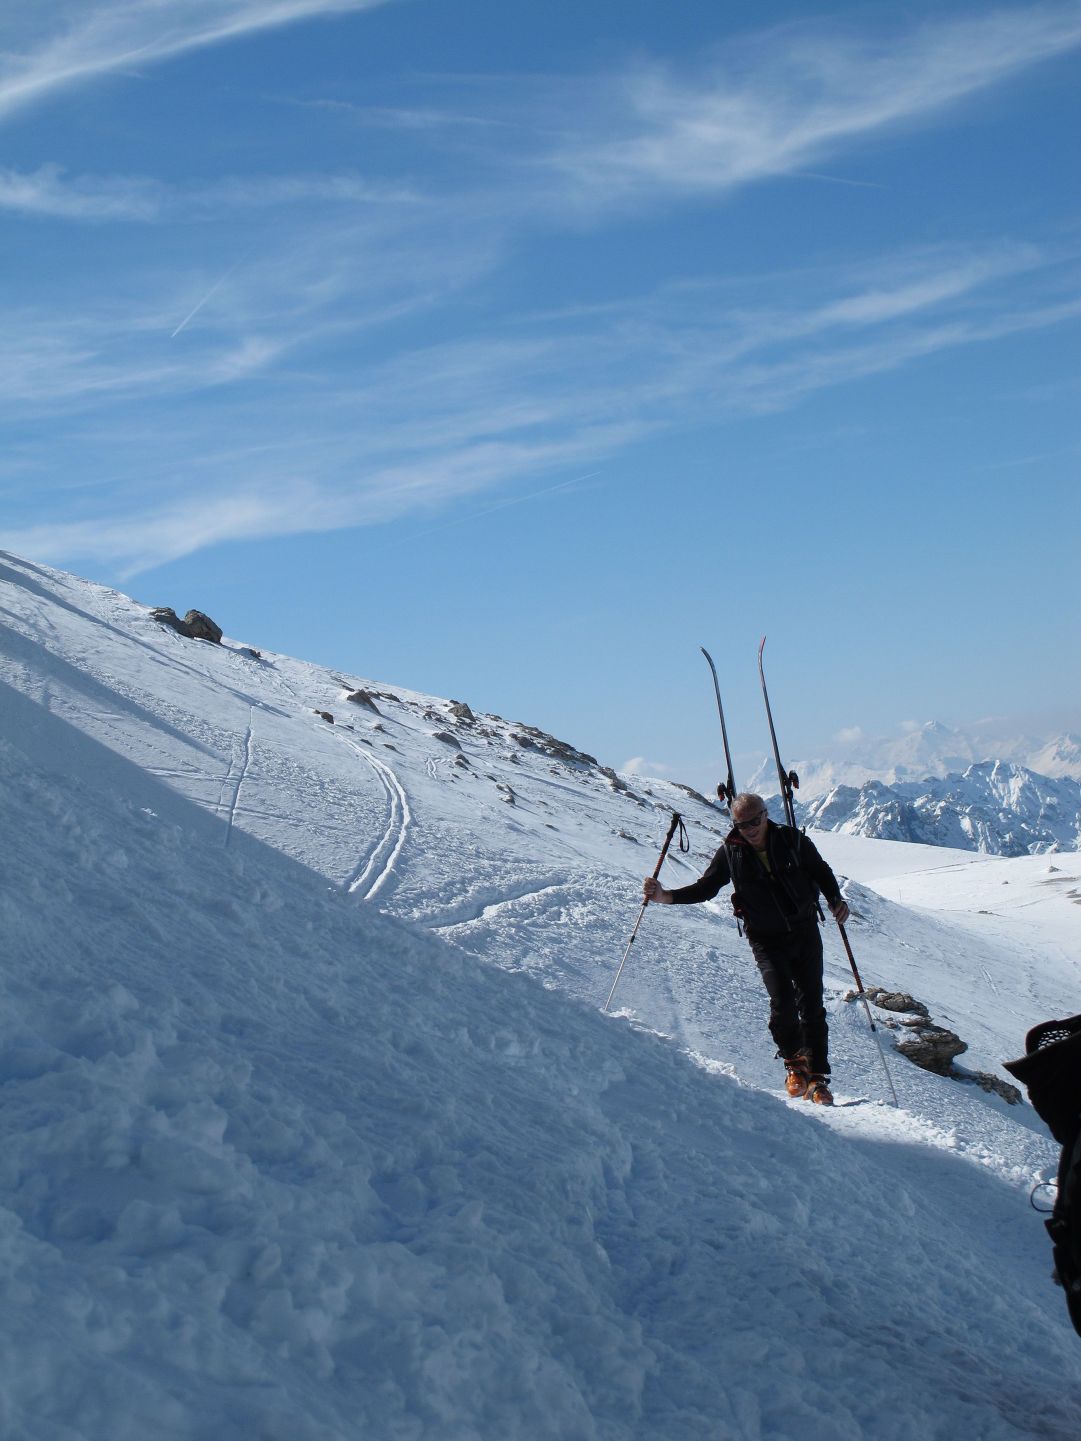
[223,708,254,848]
[429,879,570,931]
[338,737,411,900]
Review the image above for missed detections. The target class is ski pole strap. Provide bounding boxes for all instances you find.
[648,811,686,885]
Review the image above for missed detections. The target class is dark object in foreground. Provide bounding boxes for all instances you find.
[1005,1015,1081,1338]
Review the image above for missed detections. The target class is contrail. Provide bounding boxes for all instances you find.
[795,171,888,191]
[170,263,237,338]
[394,470,604,546]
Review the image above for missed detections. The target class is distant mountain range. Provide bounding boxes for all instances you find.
[748,719,1081,797]
[787,761,1081,856]
[742,718,1081,855]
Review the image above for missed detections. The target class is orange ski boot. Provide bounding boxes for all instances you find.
[784,1056,810,1098]
[805,1074,834,1105]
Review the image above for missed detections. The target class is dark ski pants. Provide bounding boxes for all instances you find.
[747,922,829,1075]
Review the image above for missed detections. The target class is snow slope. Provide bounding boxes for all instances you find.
[2,550,1080,1439]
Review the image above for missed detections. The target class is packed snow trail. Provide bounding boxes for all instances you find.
[338,735,412,900]
[222,707,254,847]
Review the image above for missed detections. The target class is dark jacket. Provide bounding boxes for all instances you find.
[668,821,842,937]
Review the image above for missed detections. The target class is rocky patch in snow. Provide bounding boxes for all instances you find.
[149,607,223,643]
[854,988,1022,1103]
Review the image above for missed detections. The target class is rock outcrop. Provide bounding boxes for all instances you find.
[850,987,1022,1103]
[150,608,223,644]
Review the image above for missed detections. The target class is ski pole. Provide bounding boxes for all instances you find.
[836,918,899,1107]
[605,811,687,1013]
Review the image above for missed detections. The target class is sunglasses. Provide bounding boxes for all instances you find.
[734,811,767,832]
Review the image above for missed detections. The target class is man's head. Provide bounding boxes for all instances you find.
[731,792,768,841]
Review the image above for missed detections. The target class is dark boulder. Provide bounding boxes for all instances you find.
[346,690,381,714]
[149,607,223,644]
[184,610,223,643]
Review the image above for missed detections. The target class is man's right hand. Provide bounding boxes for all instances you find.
[643,877,672,904]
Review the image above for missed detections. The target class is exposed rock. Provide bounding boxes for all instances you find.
[672,782,712,807]
[452,753,470,769]
[430,730,461,749]
[847,986,1021,1101]
[448,700,475,725]
[599,766,631,794]
[149,607,223,644]
[314,710,334,724]
[952,1067,1024,1105]
[150,607,186,634]
[183,610,223,644]
[346,690,381,714]
[862,988,930,1019]
[509,724,597,768]
[496,783,516,805]
[894,1023,967,1075]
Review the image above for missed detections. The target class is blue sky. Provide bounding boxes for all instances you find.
[2,0,1079,790]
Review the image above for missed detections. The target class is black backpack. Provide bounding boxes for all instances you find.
[1005,1015,1081,1338]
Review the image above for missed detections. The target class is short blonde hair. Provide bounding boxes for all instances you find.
[732,792,767,819]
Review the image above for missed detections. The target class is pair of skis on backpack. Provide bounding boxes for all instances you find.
[702,636,801,826]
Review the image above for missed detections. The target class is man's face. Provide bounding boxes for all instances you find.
[733,807,768,841]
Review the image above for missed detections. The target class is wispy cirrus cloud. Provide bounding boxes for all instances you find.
[0,0,394,121]
[543,5,1081,209]
[0,164,163,221]
[2,236,1078,575]
[0,163,419,222]
[2,3,1079,579]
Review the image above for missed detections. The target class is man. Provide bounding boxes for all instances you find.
[643,792,849,1105]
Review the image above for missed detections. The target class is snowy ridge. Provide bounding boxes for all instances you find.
[794,761,1081,855]
[2,550,1081,1438]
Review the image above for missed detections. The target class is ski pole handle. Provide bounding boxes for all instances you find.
[647,810,684,891]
